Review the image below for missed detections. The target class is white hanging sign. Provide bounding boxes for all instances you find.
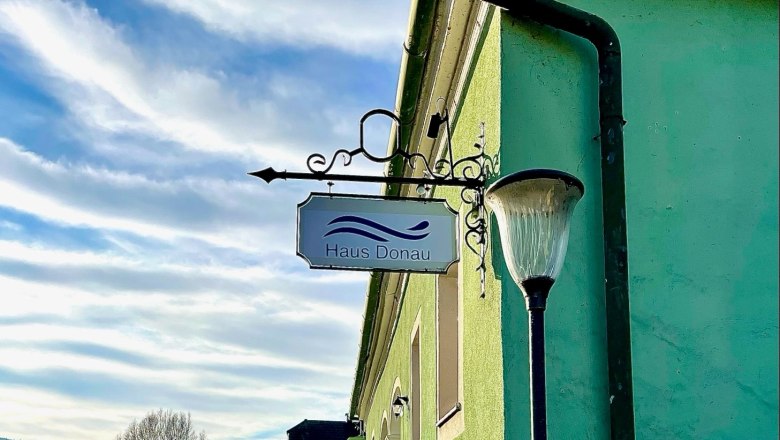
[297,193,459,273]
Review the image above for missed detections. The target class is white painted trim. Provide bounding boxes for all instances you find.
[380,411,390,440]
[410,309,422,440]
[389,378,403,435]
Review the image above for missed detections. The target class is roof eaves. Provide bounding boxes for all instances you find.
[348,0,439,416]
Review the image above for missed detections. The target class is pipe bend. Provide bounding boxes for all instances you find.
[483,1,635,439]
[491,0,620,55]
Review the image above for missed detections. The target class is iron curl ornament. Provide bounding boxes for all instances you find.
[250,108,497,297]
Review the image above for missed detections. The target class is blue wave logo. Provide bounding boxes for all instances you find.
[324,216,430,242]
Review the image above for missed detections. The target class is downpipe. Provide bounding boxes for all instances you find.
[484,1,635,439]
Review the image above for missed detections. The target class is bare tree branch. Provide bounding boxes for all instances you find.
[115,409,208,440]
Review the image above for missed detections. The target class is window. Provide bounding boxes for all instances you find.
[380,418,388,440]
[410,322,421,440]
[436,265,464,437]
[436,266,460,418]
[389,384,401,439]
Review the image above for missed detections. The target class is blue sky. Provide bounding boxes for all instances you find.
[0,1,407,438]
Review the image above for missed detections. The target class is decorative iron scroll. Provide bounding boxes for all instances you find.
[250,108,497,297]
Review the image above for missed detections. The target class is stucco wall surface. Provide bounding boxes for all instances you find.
[497,1,778,439]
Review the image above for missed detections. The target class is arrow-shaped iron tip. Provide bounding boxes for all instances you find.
[248,167,279,183]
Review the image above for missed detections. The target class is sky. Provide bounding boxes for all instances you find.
[0,1,408,438]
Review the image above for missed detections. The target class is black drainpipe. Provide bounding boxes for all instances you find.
[485,1,635,439]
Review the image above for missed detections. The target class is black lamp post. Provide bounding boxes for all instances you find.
[485,169,584,440]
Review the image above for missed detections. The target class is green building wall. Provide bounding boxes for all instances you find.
[498,9,612,439]
[498,0,778,439]
[360,1,778,439]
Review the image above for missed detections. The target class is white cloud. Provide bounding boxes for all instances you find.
[0,268,362,436]
[0,240,365,325]
[0,0,315,166]
[0,136,368,438]
[0,382,340,440]
[0,0,397,438]
[0,137,292,252]
[0,219,22,231]
[0,137,386,264]
[143,0,407,59]
[0,328,348,379]
[0,387,147,440]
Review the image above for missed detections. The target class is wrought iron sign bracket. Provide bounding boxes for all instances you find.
[249,108,496,297]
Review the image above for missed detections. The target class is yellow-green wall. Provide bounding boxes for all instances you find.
[362,11,505,440]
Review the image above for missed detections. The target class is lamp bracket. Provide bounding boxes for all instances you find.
[249,108,497,297]
[393,395,409,406]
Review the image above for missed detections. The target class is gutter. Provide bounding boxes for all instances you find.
[385,0,438,197]
[484,1,636,439]
[348,272,383,416]
[349,0,438,416]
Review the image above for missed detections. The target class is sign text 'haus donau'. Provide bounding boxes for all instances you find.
[297,193,459,272]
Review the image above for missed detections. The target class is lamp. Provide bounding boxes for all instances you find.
[485,168,584,440]
[392,395,408,418]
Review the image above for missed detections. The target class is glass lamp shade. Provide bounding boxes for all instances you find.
[485,169,584,288]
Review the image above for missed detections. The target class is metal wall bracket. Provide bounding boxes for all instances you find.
[249,108,496,297]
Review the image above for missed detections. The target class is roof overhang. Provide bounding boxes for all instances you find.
[349,0,494,418]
